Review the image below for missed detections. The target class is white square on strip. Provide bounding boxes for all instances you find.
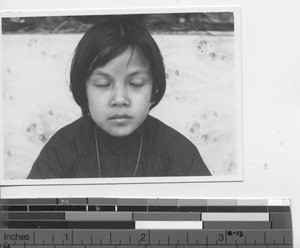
[135,221,203,229]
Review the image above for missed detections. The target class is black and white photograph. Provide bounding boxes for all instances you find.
[0,7,242,184]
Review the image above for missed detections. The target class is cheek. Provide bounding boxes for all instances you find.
[86,90,105,112]
[144,85,153,101]
[138,90,152,108]
[140,92,152,115]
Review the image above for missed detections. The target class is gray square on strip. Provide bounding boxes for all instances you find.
[237,246,267,248]
[177,246,206,248]
[56,246,85,248]
[117,198,148,205]
[237,199,268,206]
[177,199,207,206]
[58,198,87,205]
[27,198,57,204]
[268,245,293,248]
[116,246,147,248]
[86,246,114,248]
[146,246,176,248]
[22,246,55,248]
[204,246,237,248]
[147,199,177,206]
[207,199,237,206]
[88,198,118,205]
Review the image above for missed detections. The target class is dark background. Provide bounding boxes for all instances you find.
[2,13,234,34]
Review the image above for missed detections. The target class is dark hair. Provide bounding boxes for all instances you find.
[70,15,166,116]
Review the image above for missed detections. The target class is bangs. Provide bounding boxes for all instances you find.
[87,43,128,75]
[87,43,150,77]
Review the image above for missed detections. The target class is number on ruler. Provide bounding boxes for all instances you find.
[218,234,224,241]
[140,233,146,242]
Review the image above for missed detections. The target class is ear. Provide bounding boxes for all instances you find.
[149,100,156,110]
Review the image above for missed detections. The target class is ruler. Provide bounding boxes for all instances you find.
[0,198,293,248]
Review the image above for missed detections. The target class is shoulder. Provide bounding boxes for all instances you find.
[144,115,211,176]
[46,117,92,148]
[27,117,93,179]
[145,115,197,152]
[53,117,86,137]
[38,116,93,165]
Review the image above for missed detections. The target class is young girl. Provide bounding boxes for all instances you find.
[27,16,211,179]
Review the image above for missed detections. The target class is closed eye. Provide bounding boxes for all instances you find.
[92,80,111,88]
[95,83,110,88]
[129,82,144,87]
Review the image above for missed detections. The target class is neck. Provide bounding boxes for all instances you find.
[94,120,145,146]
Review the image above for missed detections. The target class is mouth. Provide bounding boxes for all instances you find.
[108,114,132,123]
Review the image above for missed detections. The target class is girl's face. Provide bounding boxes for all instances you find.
[86,47,153,137]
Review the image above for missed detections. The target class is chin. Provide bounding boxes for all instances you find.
[108,129,133,137]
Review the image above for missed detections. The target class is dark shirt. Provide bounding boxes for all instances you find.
[27,115,211,179]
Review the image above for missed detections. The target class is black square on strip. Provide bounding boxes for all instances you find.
[148,206,178,212]
[178,206,207,212]
[7,205,28,211]
[117,205,147,212]
[208,206,237,212]
[67,221,135,229]
[88,205,115,211]
[8,212,65,220]
[0,199,27,205]
[29,205,56,211]
[8,220,67,229]
[0,205,9,211]
[268,206,290,212]
[237,206,268,212]
[27,198,58,205]
[56,205,86,211]
[283,206,291,212]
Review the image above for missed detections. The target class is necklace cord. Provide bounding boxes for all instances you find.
[94,127,143,178]
[133,133,143,177]
[94,127,101,177]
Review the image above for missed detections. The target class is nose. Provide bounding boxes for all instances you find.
[110,84,130,107]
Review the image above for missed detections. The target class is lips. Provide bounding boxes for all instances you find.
[109,114,132,120]
[108,114,133,125]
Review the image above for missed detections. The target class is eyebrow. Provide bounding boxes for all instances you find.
[127,70,151,77]
[92,71,111,77]
[92,69,151,77]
